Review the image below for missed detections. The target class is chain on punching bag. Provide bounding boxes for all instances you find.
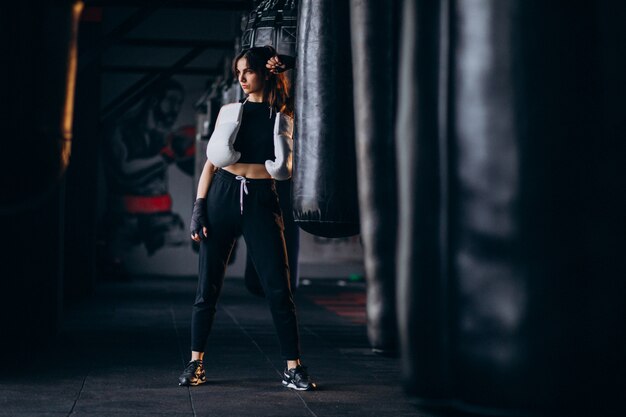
[293,0,360,238]
[0,1,82,213]
[349,0,400,355]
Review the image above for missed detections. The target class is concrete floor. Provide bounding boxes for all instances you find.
[0,275,427,417]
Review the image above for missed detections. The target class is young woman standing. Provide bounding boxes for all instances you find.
[178,46,315,391]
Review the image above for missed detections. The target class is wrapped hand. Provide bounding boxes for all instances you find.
[190,198,209,240]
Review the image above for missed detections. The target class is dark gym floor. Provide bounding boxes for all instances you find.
[0,275,426,417]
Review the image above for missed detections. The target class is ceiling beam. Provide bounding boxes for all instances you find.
[84,0,251,10]
[102,65,223,76]
[118,38,234,49]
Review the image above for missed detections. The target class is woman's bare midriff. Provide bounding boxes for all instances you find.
[222,163,272,179]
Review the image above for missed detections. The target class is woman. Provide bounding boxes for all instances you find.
[178,46,316,391]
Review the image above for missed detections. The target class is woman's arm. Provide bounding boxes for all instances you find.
[196,160,218,199]
[190,160,218,241]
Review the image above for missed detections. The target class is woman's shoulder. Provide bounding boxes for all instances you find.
[219,101,244,111]
[221,100,243,106]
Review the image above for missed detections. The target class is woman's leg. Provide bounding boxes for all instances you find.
[180,231,236,386]
[241,182,316,390]
[190,231,237,353]
[242,186,317,391]
[242,183,301,362]
[276,178,300,291]
[243,178,300,297]
[180,173,241,386]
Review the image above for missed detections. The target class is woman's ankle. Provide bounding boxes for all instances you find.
[286,359,301,369]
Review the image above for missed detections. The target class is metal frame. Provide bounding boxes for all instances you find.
[83,0,251,10]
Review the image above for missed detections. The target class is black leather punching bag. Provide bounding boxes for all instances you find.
[293,0,360,238]
[397,0,625,416]
[396,0,449,400]
[349,0,399,355]
[450,0,529,410]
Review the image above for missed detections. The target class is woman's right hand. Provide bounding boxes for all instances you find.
[190,198,209,241]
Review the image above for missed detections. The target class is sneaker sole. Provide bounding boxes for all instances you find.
[282,380,313,391]
[179,378,207,387]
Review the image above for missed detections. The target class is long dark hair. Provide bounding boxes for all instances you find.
[232,45,293,117]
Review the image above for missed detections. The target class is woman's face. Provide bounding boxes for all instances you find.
[236,58,264,96]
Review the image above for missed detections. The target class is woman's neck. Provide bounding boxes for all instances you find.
[247,92,264,103]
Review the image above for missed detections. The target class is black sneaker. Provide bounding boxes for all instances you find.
[178,360,206,386]
[282,365,317,391]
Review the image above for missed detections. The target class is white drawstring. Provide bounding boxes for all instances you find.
[235,175,249,214]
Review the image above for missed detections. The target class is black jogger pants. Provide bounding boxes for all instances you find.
[190,168,300,359]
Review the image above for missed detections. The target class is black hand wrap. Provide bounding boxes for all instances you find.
[190,198,208,238]
[278,54,296,70]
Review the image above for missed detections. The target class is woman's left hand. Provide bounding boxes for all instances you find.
[266,55,287,74]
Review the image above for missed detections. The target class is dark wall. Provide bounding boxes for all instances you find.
[64,9,103,303]
[0,0,78,357]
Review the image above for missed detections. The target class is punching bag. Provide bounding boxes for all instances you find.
[396,0,448,400]
[396,0,626,416]
[349,0,400,355]
[293,0,360,238]
[241,0,298,56]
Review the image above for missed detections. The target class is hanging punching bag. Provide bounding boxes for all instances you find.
[293,0,360,238]
[450,0,529,409]
[349,0,400,355]
[396,0,449,400]
[397,0,626,416]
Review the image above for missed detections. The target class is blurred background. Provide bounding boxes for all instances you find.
[0,1,624,416]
